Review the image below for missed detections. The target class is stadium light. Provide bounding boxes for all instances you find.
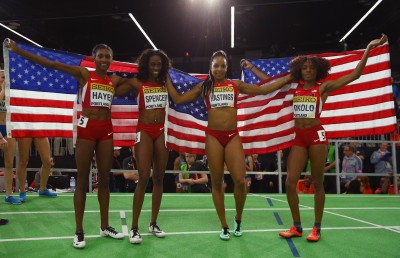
[128,13,158,50]
[339,0,383,42]
[231,6,235,48]
[0,23,43,47]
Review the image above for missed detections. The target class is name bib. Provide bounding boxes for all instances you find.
[210,86,235,108]
[143,87,168,109]
[293,96,317,118]
[90,83,114,108]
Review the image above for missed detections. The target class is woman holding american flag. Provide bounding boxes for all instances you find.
[6,39,127,248]
[166,50,293,240]
[279,34,387,242]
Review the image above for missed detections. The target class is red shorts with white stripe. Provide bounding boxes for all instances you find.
[77,119,113,142]
[136,123,165,141]
[206,128,239,147]
[293,125,328,148]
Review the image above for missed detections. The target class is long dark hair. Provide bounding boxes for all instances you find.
[136,49,171,84]
[201,50,228,99]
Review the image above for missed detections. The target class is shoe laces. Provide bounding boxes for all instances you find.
[131,228,141,237]
[311,227,320,236]
[235,219,241,231]
[223,227,230,235]
[151,224,162,232]
[105,226,118,235]
[76,232,84,242]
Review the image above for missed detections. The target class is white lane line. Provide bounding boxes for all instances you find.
[0,226,399,243]
[262,195,400,234]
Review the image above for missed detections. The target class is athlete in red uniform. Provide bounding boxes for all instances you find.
[7,40,127,248]
[166,50,292,240]
[115,49,171,244]
[279,34,387,242]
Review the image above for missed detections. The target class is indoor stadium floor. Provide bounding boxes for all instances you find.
[0,192,399,258]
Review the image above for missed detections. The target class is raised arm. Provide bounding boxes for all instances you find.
[241,59,270,81]
[236,73,293,95]
[166,74,202,104]
[322,34,388,95]
[5,39,88,86]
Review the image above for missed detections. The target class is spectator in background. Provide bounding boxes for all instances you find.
[123,147,139,193]
[296,172,315,194]
[250,154,265,193]
[244,154,254,193]
[1,69,21,205]
[340,145,362,193]
[323,142,336,194]
[34,156,61,190]
[345,179,362,194]
[111,147,125,192]
[370,143,393,191]
[178,153,210,193]
[391,76,400,119]
[173,152,187,193]
[375,173,400,194]
[359,176,373,194]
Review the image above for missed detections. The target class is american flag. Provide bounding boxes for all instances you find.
[167,43,396,154]
[4,42,139,147]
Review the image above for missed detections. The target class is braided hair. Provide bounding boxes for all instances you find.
[201,50,228,99]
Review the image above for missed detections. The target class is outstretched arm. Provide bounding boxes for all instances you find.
[241,59,270,81]
[5,39,88,86]
[236,73,293,95]
[166,74,202,104]
[322,34,388,95]
[114,77,141,96]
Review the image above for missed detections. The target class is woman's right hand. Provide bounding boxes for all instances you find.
[240,59,254,69]
[4,39,18,52]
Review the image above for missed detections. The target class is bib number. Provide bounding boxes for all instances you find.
[317,130,326,142]
[78,116,89,128]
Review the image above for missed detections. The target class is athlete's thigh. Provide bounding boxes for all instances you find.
[134,130,154,173]
[75,138,96,177]
[17,138,33,160]
[4,137,16,165]
[309,144,328,180]
[33,138,51,163]
[287,145,308,183]
[205,134,225,181]
[95,138,114,177]
[152,134,168,177]
[224,136,246,182]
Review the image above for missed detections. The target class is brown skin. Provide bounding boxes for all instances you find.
[7,39,127,233]
[166,54,292,229]
[115,54,169,229]
[284,34,387,230]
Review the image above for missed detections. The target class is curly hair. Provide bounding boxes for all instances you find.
[201,50,228,99]
[136,49,171,84]
[289,55,331,82]
[91,44,113,59]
